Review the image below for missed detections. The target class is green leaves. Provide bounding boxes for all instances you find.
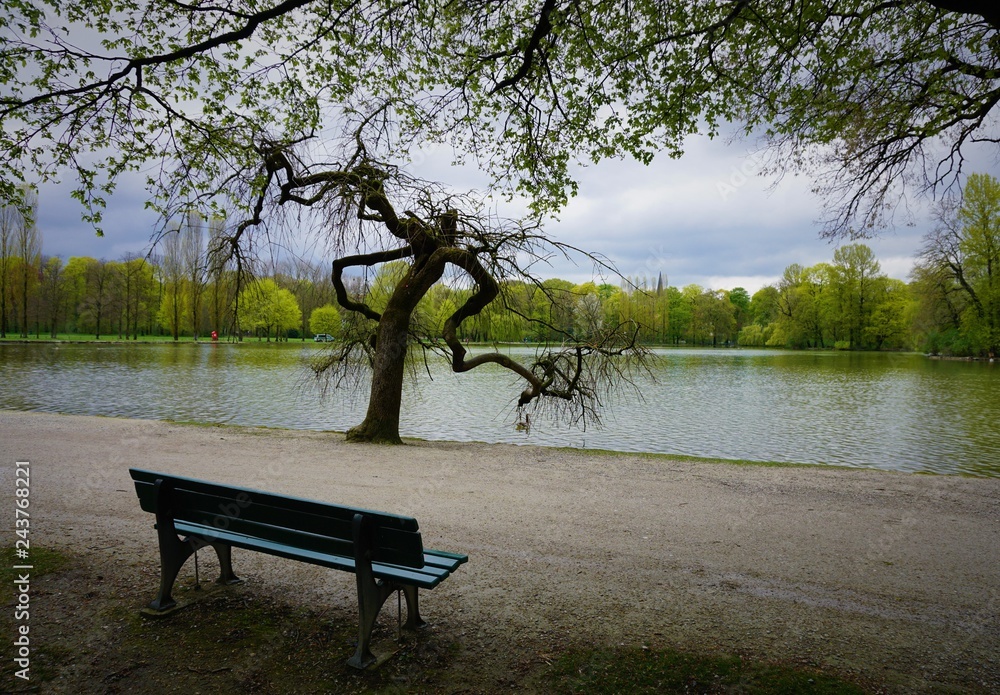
[2,0,997,237]
[239,277,302,339]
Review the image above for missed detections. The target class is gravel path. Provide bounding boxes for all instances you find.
[2,411,998,692]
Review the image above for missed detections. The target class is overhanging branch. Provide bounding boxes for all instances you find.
[332,246,414,322]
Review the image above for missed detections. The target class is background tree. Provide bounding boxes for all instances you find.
[0,188,39,337]
[729,287,751,337]
[158,226,185,340]
[309,304,342,337]
[12,188,40,338]
[681,285,707,345]
[285,258,333,341]
[118,254,157,340]
[39,256,65,338]
[182,212,206,340]
[831,245,883,349]
[910,260,964,354]
[956,174,1000,356]
[665,286,692,345]
[573,283,604,341]
[525,279,578,343]
[78,258,113,339]
[865,278,912,351]
[739,287,780,346]
[0,229,949,353]
[795,264,835,349]
[699,290,736,347]
[0,201,12,337]
[206,216,235,338]
[61,257,91,335]
[773,265,807,348]
[104,259,126,339]
[238,277,302,342]
[750,286,780,326]
[916,173,1000,356]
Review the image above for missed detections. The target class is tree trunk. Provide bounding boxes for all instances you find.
[20,261,30,338]
[172,288,180,341]
[0,252,6,338]
[346,306,411,444]
[345,249,450,445]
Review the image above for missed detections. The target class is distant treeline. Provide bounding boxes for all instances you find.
[0,241,989,357]
[2,175,998,356]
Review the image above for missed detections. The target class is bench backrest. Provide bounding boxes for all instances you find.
[129,468,425,568]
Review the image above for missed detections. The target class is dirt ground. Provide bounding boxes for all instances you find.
[1,411,998,693]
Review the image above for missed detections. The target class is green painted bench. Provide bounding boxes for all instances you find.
[129,468,468,669]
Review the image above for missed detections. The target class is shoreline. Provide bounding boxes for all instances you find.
[162,414,860,472]
[2,410,998,692]
[10,408,981,479]
[5,336,969,357]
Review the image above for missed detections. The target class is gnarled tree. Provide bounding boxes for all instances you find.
[228,138,648,443]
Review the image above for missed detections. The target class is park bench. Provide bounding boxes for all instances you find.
[129,468,468,669]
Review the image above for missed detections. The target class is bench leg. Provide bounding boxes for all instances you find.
[348,512,399,669]
[210,542,242,585]
[349,572,395,669]
[401,585,426,630]
[149,525,196,612]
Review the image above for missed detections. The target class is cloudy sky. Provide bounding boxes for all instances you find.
[35,130,998,296]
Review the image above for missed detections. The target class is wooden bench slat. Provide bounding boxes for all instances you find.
[172,520,448,589]
[174,509,355,557]
[423,549,469,571]
[133,471,425,567]
[168,487,356,538]
[171,510,424,568]
[131,468,420,531]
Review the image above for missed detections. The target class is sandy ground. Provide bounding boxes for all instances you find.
[1,410,998,693]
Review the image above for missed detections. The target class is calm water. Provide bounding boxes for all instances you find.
[0,343,997,476]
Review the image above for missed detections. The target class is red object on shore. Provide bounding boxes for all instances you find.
[211,330,218,341]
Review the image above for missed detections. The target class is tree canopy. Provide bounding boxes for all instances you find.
[915,172,1000,356]
[2,1,998,238]
[309,304,342,337]
[238,277,301,340]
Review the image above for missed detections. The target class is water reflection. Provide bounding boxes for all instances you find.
[0,343,997,476]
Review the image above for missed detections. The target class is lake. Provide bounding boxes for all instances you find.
[0,342,997,476]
